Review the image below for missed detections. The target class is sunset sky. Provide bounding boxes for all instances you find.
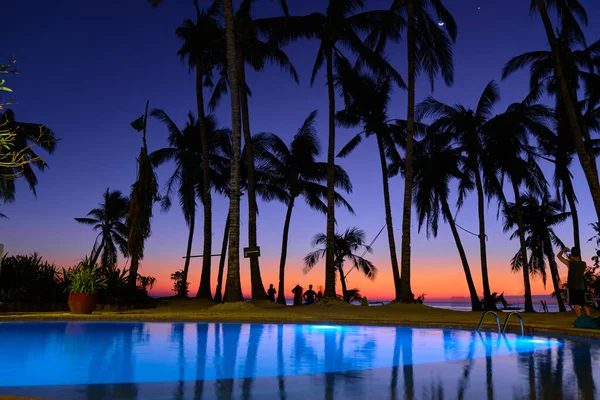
[3,0,600,301]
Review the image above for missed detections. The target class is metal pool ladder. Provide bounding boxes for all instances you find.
[476,311,524,336]
[476,311,501,333]
[501,311,524,336]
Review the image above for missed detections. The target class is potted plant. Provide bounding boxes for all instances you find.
[66,264,107,314]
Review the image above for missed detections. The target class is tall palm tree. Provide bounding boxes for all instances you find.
[304,227,377,302]
[530,0,600,222]
[235,0,299,300]
[484,101,550,312]
[75,188,129,268]
[0,109,57,203]
[336,70,404,303]
[176,0,227,301]
[391,0,457,302]
[262,110,354,304]
[504,193,569,312]
[149,110,227,297]
[411,130,482,311]
[264,0,403,299]
[416,82,504,310]
[127,101,160,289]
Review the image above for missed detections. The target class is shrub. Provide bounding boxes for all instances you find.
[170,270,188,297]
[66,264,107,294]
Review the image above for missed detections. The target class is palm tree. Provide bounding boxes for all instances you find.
[149,110,227,297]
[262,110,354,305]
[264,0,404,299]
[127,101,160,289]
[0,109,57,203]
[304,227,377,302]
[235,0,299,301]
[336,70,404,303]
[484,101,550,312]
[75,188,129,268]
[503,193,569,312]
[530,0,600,222]
[416,81,504,310]
[176,0,227,301]
[212,130,288,302]
[502,25,600,250]
[411,130,482,311]
[391,0,457,302]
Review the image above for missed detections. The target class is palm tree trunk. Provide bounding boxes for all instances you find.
[276,196,295,305]
[441,198,483,311]
[544,242,566,312]
[237,48,267,300]
[195,66,213,300]
[399,0,416,302]
[214,211,230,303]
[536,0,600,222]
[338,264,348,302]
[564,177,581,249]
[129,254,140,289]
[376,134,402,300]
[324,45,337,299]
[181,207,195,297]
[222,0,243,302]
[90,238,105,268]
[513,182,534,313]
[473,162,494,310]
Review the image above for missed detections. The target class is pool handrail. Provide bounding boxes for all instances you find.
[502,311,524,336]
[476,311,501,334]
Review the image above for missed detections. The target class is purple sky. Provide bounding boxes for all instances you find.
[2,0,600,298]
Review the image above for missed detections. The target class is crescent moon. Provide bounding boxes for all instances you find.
[438,21,445,26]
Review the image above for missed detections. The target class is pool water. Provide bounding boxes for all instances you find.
[0,322,596,399]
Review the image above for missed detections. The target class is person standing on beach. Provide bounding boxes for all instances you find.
[267,284,276,302]
[291,285,303,305]
[558,247,591,318]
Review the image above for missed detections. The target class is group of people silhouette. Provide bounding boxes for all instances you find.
[266,284,322,305]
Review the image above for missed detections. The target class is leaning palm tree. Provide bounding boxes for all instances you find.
[304,227,377,302]
[263,0,403,299]
[127,101,160,289]
[389,0,457,302]
[410,130,482,311]
[416,81,505,310]
[75,188,129,269]
[262,110,354,304]
[0,109,57,203]
[149,110,228,297]
[336,69,404,303]
[529,0,600,222]
[503,193,569,312]
[176,0,227,301]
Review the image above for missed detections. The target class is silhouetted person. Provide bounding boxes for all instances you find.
[267,284,276,302]
[303,285,317,305]
[558,247,591,317]
[291,285,303,306]
[317,290,323,302]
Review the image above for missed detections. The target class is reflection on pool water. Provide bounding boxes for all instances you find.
[0,322,597,399]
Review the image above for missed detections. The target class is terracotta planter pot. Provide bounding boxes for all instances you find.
[68,293,98,314]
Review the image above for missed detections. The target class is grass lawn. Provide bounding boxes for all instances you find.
[0,298,599,341]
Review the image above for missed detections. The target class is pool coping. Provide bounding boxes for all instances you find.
[1,313,600,344]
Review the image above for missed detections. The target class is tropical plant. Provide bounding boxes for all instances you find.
[263,0,403,299]
[127,101,160,289]
[66,264,107,295]
[171,270,189,297]
[0,253,64,303]
[75,188,130,268]
[416,81,504,310]
[529,0,600,223]
[262,110,354,304]
[149,110,227,297]
[390,0,457,302]
[410,129,482,311]
[336,68,404,302]
[304,227,377,302]
[503,193,569,312]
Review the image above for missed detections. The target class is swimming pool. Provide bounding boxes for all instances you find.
[0,322,596,399]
